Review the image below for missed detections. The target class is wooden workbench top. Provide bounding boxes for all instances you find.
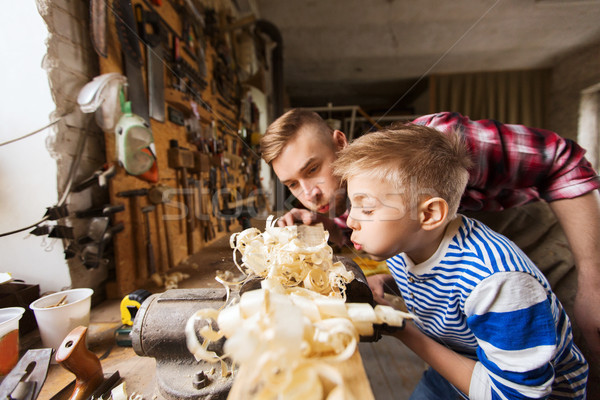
[16,229,424,399]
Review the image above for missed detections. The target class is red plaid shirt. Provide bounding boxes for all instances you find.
[334,112,600,231]
[413,112,600,211]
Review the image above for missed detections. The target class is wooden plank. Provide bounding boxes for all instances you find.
[228,350,375,400]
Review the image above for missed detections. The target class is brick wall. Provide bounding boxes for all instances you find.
[548,42,600,141]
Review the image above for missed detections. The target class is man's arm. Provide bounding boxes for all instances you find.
[549,190,600,362]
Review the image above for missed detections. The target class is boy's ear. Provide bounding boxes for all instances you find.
[419,197,449,230]
[332,130,348,151]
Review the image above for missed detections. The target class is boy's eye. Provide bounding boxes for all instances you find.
[361,209,374,216]
[307,164,318,175]
[288,182,297,189]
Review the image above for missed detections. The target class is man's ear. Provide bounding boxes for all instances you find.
[332,130,348,151]
[419,197,449,230]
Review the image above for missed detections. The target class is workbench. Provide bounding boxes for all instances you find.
[20,234,400,399]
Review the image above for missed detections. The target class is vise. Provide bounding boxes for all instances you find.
[131,288,233,400]
[131,257,374,400]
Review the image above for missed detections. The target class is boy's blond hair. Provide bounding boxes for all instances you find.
[332,124,472,217]
[260,109,334,164]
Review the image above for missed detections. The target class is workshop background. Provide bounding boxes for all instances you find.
[1,0,600,302]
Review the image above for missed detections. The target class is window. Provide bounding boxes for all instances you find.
[577,83,600,171]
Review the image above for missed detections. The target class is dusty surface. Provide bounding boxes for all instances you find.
[15,221,424,399]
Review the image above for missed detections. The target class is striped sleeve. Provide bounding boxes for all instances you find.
[465,272,556,399]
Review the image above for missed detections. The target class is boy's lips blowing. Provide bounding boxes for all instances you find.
[352,241,363,251]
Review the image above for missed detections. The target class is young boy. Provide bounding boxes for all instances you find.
[332,125,588,399]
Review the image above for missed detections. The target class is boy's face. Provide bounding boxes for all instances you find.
[346,174,423,261]
[272,126,348,217]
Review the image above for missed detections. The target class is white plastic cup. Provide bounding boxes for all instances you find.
[0,307,25,375]
[29,288,93,351]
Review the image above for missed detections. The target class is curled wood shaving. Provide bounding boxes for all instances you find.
[186,217,413,399]
[229,216,353,298]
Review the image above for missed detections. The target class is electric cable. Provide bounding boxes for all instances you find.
[0,215,50,238]
[0,113,93,238]
[0,110,73,147]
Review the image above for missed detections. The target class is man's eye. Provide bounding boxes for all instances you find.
[307,165,318,175]
[362,209,374,216]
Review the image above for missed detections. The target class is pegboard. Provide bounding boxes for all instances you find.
[97,0,263,298]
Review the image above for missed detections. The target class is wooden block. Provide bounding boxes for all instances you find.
[227,349,374,400]
[193,152,210,173]
[167,147,195,169]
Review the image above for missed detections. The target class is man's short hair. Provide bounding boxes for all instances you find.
[260,108,334,164]
[332,124,472,217]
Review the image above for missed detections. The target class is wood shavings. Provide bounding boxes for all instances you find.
[150,271,190,289]
[45,294,68,308]
[229,216,354,298]
[185,217,414,399]
[187,287,412,399]
[109,382,128,400]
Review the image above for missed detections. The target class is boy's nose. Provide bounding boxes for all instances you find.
[346,214,359,230]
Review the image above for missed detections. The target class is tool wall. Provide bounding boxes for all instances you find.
[97,0,265,298]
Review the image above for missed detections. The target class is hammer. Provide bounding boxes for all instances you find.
[148,184,175,271]
[167,140,195,255]
[116,188,149,278]
[141,205,159,282]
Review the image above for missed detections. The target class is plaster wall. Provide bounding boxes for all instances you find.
[548,42,600,142]
[0,1,109,295]
[0,2,70,293]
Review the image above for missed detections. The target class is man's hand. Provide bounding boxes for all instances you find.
[277,208,319,227]
[549,192,600,363]
[367,273,397,306]
[277,208,349,247]
[574,273,600,362]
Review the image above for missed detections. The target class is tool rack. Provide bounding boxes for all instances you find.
[98,0,265,298]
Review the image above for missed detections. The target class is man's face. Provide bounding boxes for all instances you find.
[346,174,423,261]
[272,126,348,217]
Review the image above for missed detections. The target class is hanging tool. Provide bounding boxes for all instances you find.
[192,152,212,241]
[80,222,125,269]
[113,0,149,123]
[116,189,148,277]
[53,326,121,400]
[167,140,196,255]
[219,171,233,232]
[208,167,223,232]
[200,180,215,242]
[134,4,166,122]
[141,205,159,282]
[0,348,52,400]
[90,0,107,58]
[114,89,158,182]
[148,184,175,270]
[72,164,116,193]
[77,73,127,131]
[74,204,125,219]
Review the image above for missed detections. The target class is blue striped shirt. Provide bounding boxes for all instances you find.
[387,215,588,399]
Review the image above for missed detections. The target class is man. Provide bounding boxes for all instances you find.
[260,108,600,395]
